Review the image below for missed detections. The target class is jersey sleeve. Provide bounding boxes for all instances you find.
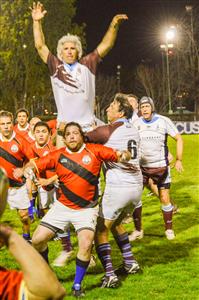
[165,117,179,137]
[80,49,101,75]
[0,268,23,299]
[47,52,61,76]
[89,144,118,162]
[34,151,57,174]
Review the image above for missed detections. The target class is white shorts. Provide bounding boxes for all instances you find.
[99,184,143,221]
[38,187,54,209]
[41,200,99,233]
[7,184,30,210]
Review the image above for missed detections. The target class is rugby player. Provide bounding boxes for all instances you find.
[31,1,128,146]
[31,121,74,266]
[23,122,131,297]
[25,116,41,143]
[14,108,30,140]
[86,93,142,287]
[0,111,34,241]
[132,97,183,240]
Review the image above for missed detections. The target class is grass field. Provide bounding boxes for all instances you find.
[1,135,199,299]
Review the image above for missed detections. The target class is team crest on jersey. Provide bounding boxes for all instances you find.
[11,144,18,153]
[82,155,91,165]
[43,151,49,156]
[60,157,68,164]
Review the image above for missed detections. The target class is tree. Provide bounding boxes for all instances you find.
[95,73,118,121]
[0,0,85,114]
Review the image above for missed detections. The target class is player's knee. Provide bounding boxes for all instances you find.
[79,237,93,254]
[159,189,170,204]
[32,233,45,251]
[19,212,29,224]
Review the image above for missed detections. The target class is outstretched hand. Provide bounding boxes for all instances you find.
[111,14,128,28]
[30,1,47,21]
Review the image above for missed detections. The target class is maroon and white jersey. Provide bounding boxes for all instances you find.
[87,119,143,185]
[47,50,101,125]
[133,114,179,168]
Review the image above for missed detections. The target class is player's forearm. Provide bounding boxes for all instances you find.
[33,20,45,50]
[97,22,119,58]
[7,229,66,299]
[176,135,183,161]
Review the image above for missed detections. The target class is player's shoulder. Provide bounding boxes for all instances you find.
[133,117,142,126]
[156,114,174,124]
[14,133,29,145]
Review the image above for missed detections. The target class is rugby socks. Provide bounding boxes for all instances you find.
[23,233,31,241]
[162,204,173,230]
[96,243,115,277]
[28,199,35,220]
[132,202,142,231]
[59,230,72,252]
[114,233,135,268]
[73,257,89,289]
[40,247,49,264]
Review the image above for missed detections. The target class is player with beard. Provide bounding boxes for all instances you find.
[23,122,131,297]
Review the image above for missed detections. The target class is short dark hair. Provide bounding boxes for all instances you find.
[16,108,29,118]
[63,122,86,142]
[0,110,14,122]
[114,93,133,119]
[33,121,50,133]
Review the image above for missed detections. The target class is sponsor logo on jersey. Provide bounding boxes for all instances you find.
[11,144,18,153]
[82,155,91,165]
[60,157,68,164]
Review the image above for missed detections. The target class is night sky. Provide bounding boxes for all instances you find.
[75,0,199,75]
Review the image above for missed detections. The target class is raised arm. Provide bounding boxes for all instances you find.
[97,14,128,58]
[30,2,49,63]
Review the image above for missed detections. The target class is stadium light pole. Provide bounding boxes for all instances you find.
[160,26,176,114]
[116,64,121,92]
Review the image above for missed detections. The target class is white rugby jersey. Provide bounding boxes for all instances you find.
[47,50,101,125]
[129,111,139,124]
[133,114,179,168]
[87,119,143,185]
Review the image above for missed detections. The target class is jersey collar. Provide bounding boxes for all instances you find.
[63,61,78,72]
[17,123,29,131]
[65,143,86,154]
[141,113,159,124]
[0,131,16,142]
[113,118,129,124]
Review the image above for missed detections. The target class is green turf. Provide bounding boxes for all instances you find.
[0,135,199,299]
